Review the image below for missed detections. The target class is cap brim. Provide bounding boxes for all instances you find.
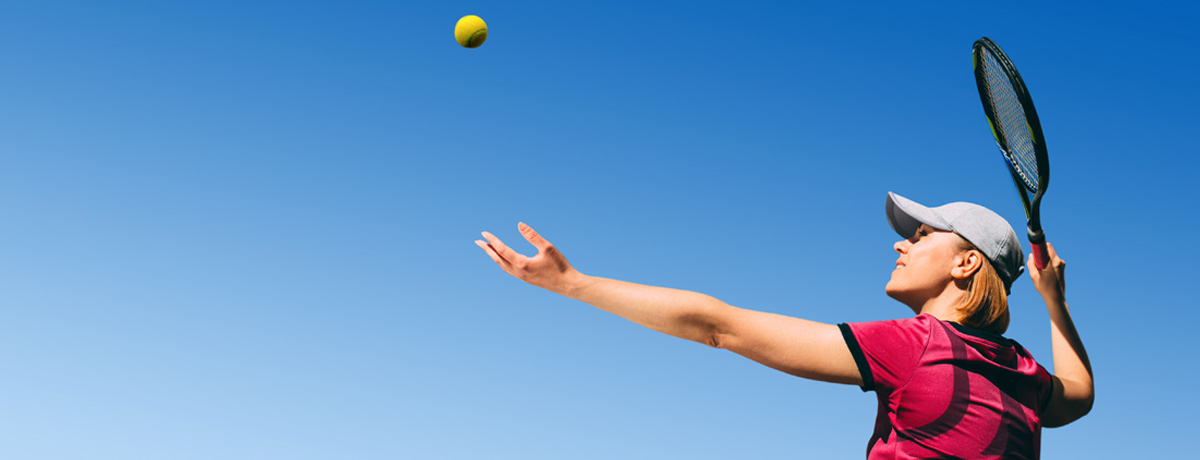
[886,192,951,238]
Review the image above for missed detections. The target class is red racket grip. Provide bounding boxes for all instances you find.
[1031,243,1050,270]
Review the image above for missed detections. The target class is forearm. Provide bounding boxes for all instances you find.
[1046,297,1095,409]
[556,271,729,346]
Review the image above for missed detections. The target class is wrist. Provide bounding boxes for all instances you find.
[1042,293,1067,310]
[557,269,591,299]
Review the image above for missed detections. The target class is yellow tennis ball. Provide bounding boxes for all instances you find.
[455,15,488,48]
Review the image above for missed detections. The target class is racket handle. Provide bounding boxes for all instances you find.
[1028,227,1049,270]
[1031,243,1049,270]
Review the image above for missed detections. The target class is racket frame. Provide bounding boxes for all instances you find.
[972,37,1052,268]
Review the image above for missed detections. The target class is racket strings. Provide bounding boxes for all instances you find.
[982,50,1040,192]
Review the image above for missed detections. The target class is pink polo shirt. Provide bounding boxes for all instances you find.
[839,314,1054,459]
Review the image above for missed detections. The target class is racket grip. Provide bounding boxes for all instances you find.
[1031,243,1050,270]
[1028,227,1049,270]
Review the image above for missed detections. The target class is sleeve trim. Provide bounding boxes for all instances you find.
[838,323,874,392]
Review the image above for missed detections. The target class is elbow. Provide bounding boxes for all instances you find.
[1062,395,1095,427]
[1066,387,1097,426]
[693,313,724,348]
[1043,379,1095,428]
[704,314,738,349]
[678,302,730,349]
[706,329,726,349]
[1076,378,1096,419]
[1080,389,1096,418]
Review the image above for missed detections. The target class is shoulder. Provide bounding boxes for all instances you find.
[838,314,937,392]
[841,313,936,346]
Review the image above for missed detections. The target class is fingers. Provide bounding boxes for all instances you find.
[481,231,525,263]
[518,222,552,251]
[1045,242,1066,291]
[475,239,513,270]
[1043,242,1066,271]
[1045,242,1063,266]
[1049,242,1066,261]
[1026,243,1066,298]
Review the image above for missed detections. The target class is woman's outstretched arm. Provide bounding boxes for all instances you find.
[1029,243,1095,427]
[476,222,861,385]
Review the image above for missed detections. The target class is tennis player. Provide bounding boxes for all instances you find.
[475,192,1093,459]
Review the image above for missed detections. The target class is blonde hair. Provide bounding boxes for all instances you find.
[956,239,1010,335]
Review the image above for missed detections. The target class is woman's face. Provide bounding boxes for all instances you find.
[885,224,966,309]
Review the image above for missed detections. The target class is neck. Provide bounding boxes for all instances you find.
[909,285,969,323]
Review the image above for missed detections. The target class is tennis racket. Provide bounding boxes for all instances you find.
[972,37,1052,270]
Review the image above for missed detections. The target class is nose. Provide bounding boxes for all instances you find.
[894,239,909,254]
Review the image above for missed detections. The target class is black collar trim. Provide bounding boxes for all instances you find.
[946,320,1011,346]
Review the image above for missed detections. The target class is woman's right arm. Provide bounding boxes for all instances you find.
[1030,243,1095,427]
[476,223,861,385]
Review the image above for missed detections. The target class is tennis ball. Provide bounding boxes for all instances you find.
[455,15,488,48]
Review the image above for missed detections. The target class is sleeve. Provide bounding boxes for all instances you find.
[838,315,934,393]
[1036,363,1055,414]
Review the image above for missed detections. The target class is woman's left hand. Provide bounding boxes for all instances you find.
[476,222,581,294]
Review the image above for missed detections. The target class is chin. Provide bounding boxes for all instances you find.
[884,283,920,313]
[884,279,901,299]
[885,288,903,303]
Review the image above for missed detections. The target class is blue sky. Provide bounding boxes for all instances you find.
[2,1,1197,458]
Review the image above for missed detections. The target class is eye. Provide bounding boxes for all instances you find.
[908,228,927,243]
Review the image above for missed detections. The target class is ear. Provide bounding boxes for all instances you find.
[951,250,983,280]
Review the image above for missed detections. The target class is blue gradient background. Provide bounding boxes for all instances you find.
[2,1,1196,458]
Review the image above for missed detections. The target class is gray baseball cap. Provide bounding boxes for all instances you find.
[885,192,1025,293]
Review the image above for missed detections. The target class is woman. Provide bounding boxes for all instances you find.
[475,192,1093,459]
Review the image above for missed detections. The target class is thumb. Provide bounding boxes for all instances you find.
[518,222,553,251]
